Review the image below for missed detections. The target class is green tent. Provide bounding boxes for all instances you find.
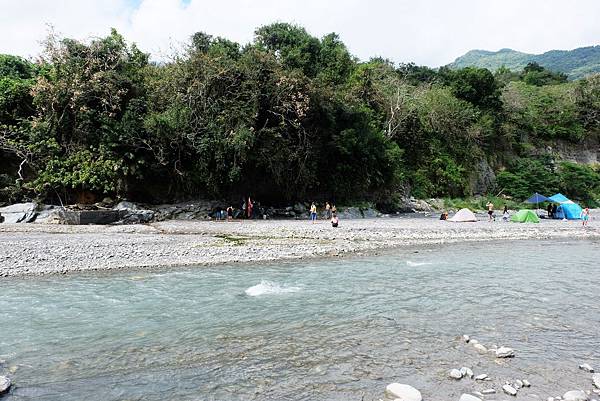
[510,209,540,223]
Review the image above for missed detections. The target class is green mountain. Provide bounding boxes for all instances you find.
[449,46,600,80]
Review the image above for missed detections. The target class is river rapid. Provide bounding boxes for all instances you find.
[1,239,599,400]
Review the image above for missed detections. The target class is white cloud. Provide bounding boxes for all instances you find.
[1,0,600,66]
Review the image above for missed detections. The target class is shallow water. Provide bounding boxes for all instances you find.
[1,240,600,401]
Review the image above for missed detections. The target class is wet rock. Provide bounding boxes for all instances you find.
[385,383,422,401]
[503,384,518,396]
[475,374,488,381]
[563,390,588,401]
[463,334,471,343]
[450,369,463,379]
[593,373,600,389]
[474,343,488,353]
[459,394,482,401]
[580,364,595,373]
[496,346,515,358]
[0,376,10,394]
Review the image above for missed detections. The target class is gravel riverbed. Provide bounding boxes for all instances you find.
[1,216,599,277]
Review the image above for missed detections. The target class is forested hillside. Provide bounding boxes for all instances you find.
[1,25,600,207]
[449,46,600,80]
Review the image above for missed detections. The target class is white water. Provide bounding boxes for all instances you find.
[245,280,302,296]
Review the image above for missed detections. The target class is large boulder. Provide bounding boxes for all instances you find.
[385,383,422,401]
[0,376,11,394]
[460,394,482,401]
[113,201,139,211]
[593,373,600,389]
[0,202,38,223]
[563,390,588,401]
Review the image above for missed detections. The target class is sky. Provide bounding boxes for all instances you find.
[1,0,600,67]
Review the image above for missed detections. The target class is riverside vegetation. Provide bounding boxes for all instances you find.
[1,24,600,209]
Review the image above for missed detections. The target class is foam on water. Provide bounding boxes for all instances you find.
[245,280,301,297]
[406,260,431,266]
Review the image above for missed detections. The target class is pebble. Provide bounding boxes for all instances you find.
[385,383,422,401]
[463,334,470,343]
[465,367,474,379]
[580,364,595,373]
[0,376,10,394]
[450,369,463,379]
[459,394,482,401]
[503,384,518,396]
[523,379,531,387]
[475,374,488,381]
[563,390,588,401]
[496,346,515,358]
[515,379,524,388]
[482,389,496,394]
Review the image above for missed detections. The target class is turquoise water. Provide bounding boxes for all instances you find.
[1,240,600,400]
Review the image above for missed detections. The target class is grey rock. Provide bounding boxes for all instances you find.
[470,339,479,345]
[0,376,10,394]
[482,389,496,394]
[0,202,38,223]
[459,394,482,401]
[563,390,588,401]
[474,343,488,353]
[475,374,488,381]
[580,364,595,373]
[465,367,474,379]
[496,346,515,358]
[385,383,422,401]
[523,379,531,387]
[593,373,600,389]
[113,201,139,211]
[450,369,463,379]
[515,379,524,388]
[503,384,518,396]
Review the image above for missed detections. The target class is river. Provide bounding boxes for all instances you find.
[1,239,599,400]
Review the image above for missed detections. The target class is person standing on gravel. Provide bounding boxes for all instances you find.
[310,202,318,223]
[486,201,494,222]
[325,202,332,219]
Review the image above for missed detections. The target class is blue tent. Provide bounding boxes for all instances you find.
[548,193,570,203]
[555,201,583,220]
[526,193,549,203]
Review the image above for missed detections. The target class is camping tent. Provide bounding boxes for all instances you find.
[547,193,583,220]
[510,209,540,223]
[548,193,570,203]
[448,208,477,222]
[555,201,583,220]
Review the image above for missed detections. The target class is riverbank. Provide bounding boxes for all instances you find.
[2,215,599,277]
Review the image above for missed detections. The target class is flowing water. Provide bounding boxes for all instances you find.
[1,240,599,401]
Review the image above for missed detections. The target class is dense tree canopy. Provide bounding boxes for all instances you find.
[1,24,600,206]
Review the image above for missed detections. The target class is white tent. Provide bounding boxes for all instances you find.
[448,208,477,222]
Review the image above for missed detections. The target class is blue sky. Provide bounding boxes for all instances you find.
[1,0,600,66]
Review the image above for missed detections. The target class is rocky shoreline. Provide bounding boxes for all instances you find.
[1,215,599,277]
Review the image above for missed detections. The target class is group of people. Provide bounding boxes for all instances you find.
[310,202,339,227]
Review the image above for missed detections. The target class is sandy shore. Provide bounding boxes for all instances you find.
[1,216,599,277]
